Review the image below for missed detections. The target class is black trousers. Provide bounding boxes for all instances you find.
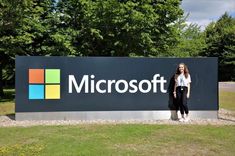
[176,86,189,115]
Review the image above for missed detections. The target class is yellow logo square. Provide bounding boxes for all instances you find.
[45,85,60,99]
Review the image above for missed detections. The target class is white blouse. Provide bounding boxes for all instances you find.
[176,73,191,87]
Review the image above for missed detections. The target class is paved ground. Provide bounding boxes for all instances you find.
[0,109,234,127]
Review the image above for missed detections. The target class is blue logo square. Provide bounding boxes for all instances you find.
[29,85,44,99]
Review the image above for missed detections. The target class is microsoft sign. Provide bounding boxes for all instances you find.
[28,69,61,99]
[16,56,218,120]
[68,74,167,94]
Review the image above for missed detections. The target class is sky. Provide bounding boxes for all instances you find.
[181,0,235,29]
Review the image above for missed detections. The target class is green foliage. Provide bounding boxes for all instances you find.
[169,14,206,57]
[0,125,235,155]
[0,0,184,57]
[56,0,183,56]
[0,0,25,95]
[202,13,235,81]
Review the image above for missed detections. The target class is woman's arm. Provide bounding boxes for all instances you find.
[187,83,190,98]
[173,79,177,98]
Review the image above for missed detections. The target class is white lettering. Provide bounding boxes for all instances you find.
[151,74,160,93]
[107,80,116,93]
[160,77,167,93]
[129,80,138,93]
[115,80,128,93]
[139,80,152,93]
[96,80,106,93]
[68,74,167,94]
[69,75,89,93]
[90,75,95,93]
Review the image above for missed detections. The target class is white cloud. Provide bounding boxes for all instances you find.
[181,0,235,29]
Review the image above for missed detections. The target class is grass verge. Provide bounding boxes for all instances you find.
[0,125,234,156]
[0,89,15,115]
[219,91,235,111]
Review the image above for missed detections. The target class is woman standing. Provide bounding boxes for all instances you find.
[173,63,191,122]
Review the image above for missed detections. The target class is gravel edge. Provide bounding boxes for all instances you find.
[0,109,234,127]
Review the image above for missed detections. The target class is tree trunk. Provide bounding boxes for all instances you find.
[0,64,4,98]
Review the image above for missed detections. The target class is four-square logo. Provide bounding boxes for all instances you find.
[28,69,60,99]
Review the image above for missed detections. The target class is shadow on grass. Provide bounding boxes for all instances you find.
[0,89,15,102]
[6,113,15,120]
[0,99,15,102]
[219,117,235,122]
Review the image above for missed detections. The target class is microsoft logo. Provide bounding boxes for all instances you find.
[28,69,60,99]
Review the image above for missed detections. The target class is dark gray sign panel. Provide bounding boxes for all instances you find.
[16,56,218,113]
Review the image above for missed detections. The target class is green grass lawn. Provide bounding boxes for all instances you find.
[219,91,235,111]
[0,89,15,115]
[0,125,234,156]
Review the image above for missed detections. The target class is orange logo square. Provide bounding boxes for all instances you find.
[29,69,44,83]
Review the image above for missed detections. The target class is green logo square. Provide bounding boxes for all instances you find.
[45,69,60,83]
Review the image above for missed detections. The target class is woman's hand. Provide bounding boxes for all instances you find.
[187,94,190,98]
[173,92,176,99]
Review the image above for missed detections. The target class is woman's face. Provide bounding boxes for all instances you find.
[179,64,184,73]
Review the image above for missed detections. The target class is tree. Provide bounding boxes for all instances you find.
[0,0,26,97]
[171,24,206,57]
[13,0,57,56]
[202,13,235,81]
[167,13,206,57]
[56,0,183,56]
[0,0,59,96]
